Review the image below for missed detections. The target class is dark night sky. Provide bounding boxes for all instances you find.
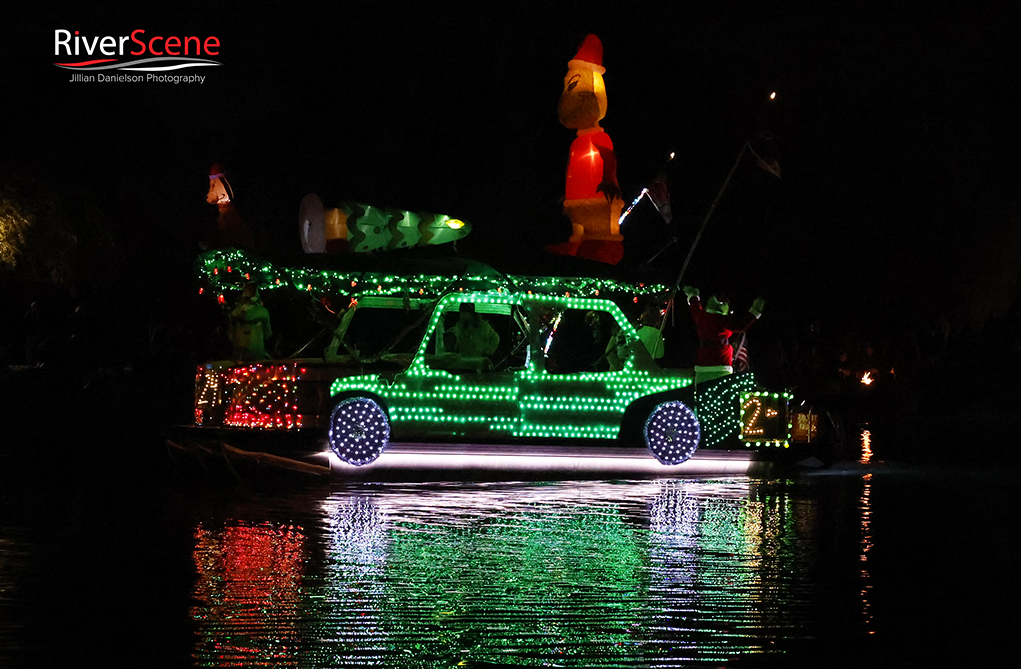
[4,1,1020,342]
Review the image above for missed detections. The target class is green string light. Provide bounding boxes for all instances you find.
[694,373,758,447]
[195,249,672,302]
[331,291,693,441]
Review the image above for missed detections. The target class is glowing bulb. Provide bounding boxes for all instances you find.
[769,91,776,100]
[446,218,465,230]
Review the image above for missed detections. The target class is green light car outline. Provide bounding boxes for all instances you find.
[326,290,783,465]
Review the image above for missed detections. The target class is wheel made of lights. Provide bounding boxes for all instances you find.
[644,401,701,465]
[329,397,390,466]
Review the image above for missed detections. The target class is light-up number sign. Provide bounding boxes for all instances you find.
[740,392,791,445]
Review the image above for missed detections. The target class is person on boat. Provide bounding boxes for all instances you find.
[834,348,859,395]
[857,341,882,386]
[230,283,272,361]
[604,325,629,371]
[447,303,499,359]
[581,310,606,363]
[682,286,764,385]
[636,307,665,360]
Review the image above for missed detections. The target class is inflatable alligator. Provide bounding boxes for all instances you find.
[299,194,472,254]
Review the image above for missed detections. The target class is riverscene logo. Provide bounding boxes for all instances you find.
[54,29,222,84]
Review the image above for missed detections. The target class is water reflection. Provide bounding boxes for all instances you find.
[316,496,391,665]
[191,480,818,667]
[0,530,32,665]
[859,474,874,635]
[648,480,812,663]
[860,428,873,464]
[192,521,306,665]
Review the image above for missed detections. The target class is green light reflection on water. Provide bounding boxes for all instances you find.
[190,480,811,667]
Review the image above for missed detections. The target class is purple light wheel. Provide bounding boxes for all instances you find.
[329,397,390,466]
[644,401,701,465]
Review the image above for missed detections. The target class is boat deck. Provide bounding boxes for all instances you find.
[167,427,781,482]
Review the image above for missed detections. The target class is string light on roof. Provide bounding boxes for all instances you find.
[196,249,671,302]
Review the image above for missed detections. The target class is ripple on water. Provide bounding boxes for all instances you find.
[0,529,33,665]
[188,479,823,667]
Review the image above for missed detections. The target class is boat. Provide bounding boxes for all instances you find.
[169,249,819,481]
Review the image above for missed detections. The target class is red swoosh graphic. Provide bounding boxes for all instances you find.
[54,59,119,67]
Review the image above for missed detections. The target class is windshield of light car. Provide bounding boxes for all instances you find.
[325,302,432,363]
[542,308,620,374]
[422,301,529,372]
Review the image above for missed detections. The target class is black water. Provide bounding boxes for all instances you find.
[1,434,1018,667]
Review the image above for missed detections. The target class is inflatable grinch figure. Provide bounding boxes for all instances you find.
[298,194,471,254]
[683,286,764,385]
[554,34,625,265]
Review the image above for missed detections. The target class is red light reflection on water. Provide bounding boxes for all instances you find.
[191,522,306,666]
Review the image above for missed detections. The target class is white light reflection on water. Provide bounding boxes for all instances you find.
[190,479,817,667]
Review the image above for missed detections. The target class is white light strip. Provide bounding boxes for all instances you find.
[618,188,649,226]
[322,448,760,479]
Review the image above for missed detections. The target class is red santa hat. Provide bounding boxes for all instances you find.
[569,34,606,74]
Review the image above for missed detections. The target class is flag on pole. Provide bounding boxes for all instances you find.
[747,143,781,179]
[647,171,672,223]
[734,332,750,372]
[755,156,781,179]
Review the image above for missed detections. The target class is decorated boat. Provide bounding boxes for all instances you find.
[166,30,825,481]
[169,248,818,481]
